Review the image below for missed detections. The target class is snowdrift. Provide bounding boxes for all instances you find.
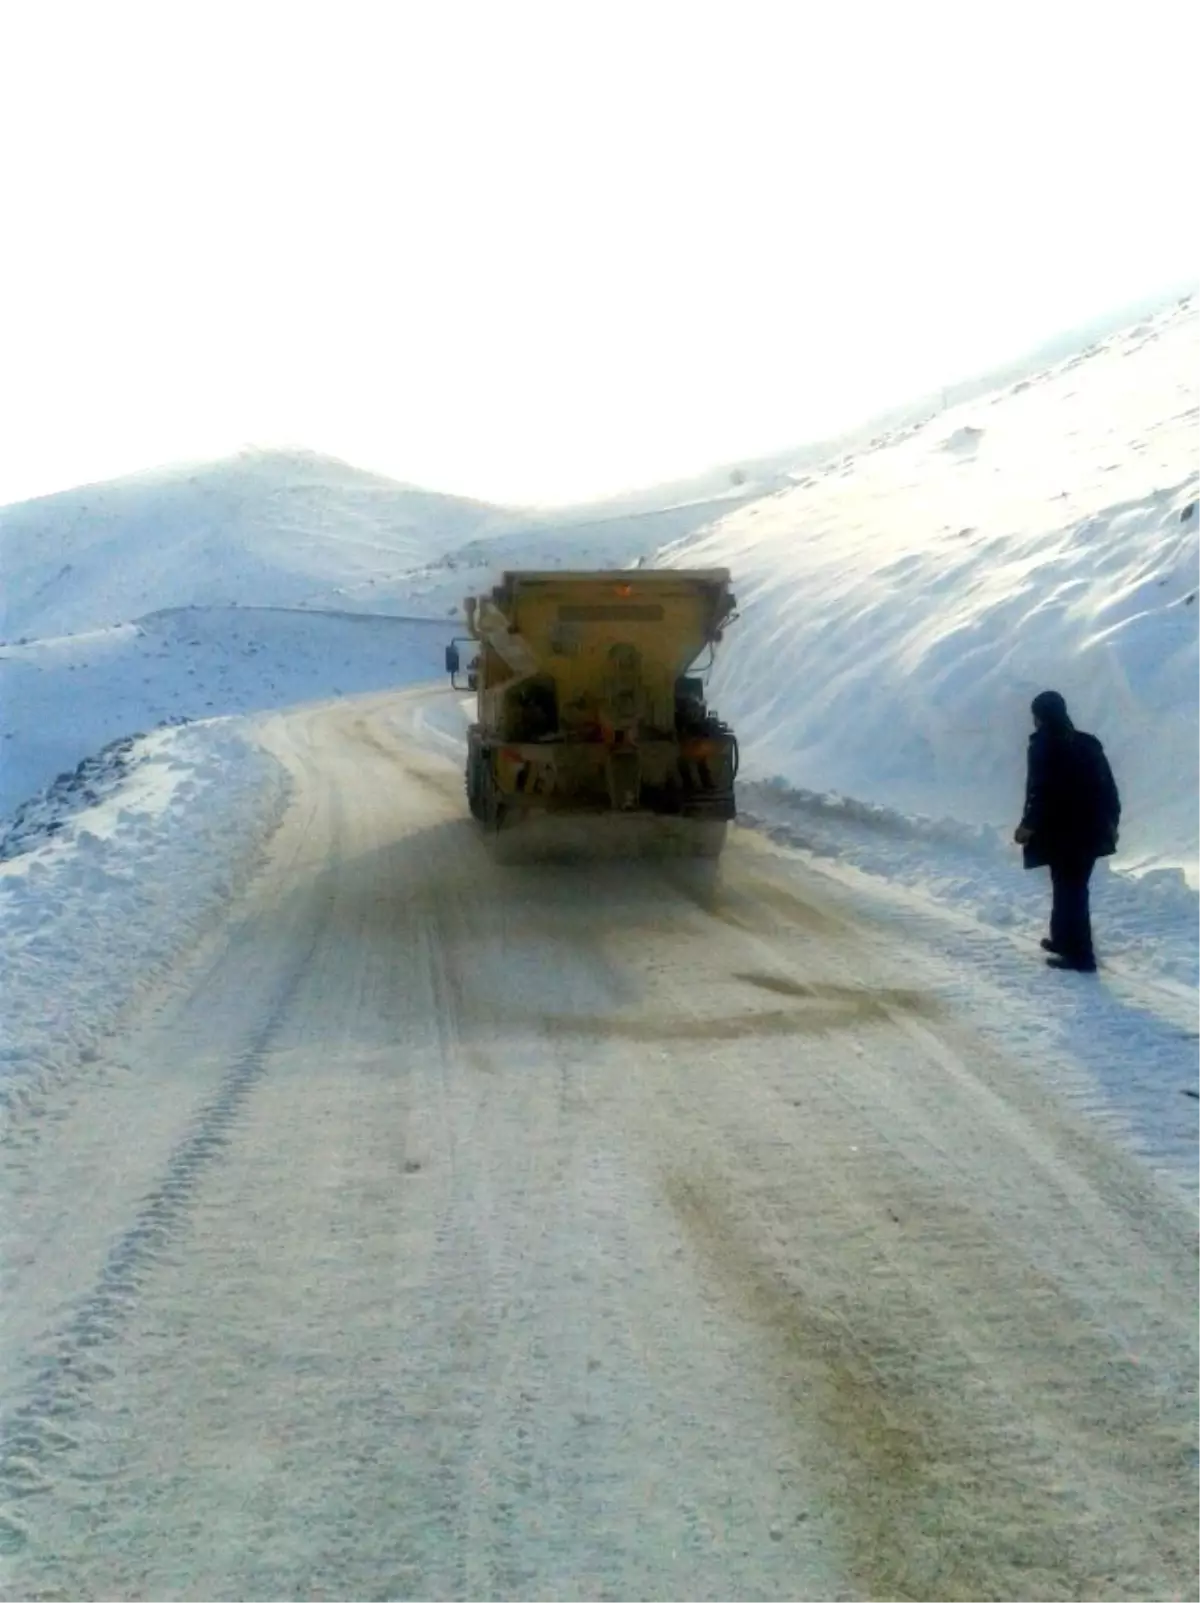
[660,297,1199,883]
[0,719,288,1112]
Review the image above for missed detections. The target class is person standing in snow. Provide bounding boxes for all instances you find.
[1013,690,1121,972]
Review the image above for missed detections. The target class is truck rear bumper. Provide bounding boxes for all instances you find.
[485,738,737,819]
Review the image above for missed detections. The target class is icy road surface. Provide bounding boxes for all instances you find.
[1,692,1196,1601]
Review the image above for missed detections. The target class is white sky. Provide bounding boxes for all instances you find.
[1,0,1196,510]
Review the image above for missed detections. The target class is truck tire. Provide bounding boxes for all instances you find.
[465,745,486,821]
[483,769,507,832]
[470,747,506,833]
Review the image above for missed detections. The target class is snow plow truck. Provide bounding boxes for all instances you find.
[445,569,739,859]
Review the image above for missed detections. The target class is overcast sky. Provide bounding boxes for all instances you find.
[1,0,1196,509]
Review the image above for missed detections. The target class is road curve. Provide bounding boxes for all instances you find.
[1,689,1195,1601]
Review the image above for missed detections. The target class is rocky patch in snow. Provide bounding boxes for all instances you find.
[0,720,190,861]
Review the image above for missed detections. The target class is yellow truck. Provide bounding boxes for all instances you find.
[444,569,739,858]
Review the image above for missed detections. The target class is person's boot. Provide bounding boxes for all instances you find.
[1046,953,1097,973]
[1040,938,1059,953]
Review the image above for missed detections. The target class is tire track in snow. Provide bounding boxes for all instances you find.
[0,926,321,1557]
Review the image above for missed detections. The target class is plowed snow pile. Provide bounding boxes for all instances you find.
[660,295,1198,885]
[0,721,288,1110]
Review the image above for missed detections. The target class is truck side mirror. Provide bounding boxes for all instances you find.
[445,643,460,675]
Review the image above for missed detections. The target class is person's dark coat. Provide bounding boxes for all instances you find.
[1020,712,1121,870]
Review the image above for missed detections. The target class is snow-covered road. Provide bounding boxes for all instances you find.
[1,691,1196,1601]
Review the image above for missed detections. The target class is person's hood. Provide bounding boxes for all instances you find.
[1031,689,1074,733]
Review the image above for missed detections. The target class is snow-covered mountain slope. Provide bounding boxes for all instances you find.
[659,295,1199,884]
[0,449,514,641]
[0,607,448,820]
[369,495,745,620]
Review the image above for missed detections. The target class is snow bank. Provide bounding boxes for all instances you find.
[660,296,1199,883]
[739,777,1198,991]
[0,719,288,1115]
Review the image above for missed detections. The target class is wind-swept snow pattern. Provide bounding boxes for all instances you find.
[660,295,1199,885]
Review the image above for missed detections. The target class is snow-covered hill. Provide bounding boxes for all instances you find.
[0,448,514,642]
[0,452,764,812]
[0,446,763,646]
[659,294,1199,885]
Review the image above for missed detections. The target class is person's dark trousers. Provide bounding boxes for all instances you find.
[1049,855,1097,964]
